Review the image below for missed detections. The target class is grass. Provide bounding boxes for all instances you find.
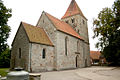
[0,68,9,77]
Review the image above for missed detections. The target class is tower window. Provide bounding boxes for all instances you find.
[65,20,68,23]
[71,18,75,23]
[74,28,76,31]
[77,30,79,34]
[19,48,21,59]
[42,48,46,59]
[65,37,68,56]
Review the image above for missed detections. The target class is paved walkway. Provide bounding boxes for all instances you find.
[76,67,120,80]
[40,66,120,80]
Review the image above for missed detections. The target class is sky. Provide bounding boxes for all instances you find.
[3,0,115,51]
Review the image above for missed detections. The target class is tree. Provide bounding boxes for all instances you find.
[0,47,11,67]
[0,0,12,55]
[93,0,120,66]
[0,0,12,67]
[93,7,114,50]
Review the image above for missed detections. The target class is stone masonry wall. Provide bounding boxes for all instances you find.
[61,14,91,67]
[56,31,85,70]
[36,12,57,70]
[36,12,57,45]
[84,42,91,67]
[35,12,90,71]
[30,43,54,72]
[11,24,29,71]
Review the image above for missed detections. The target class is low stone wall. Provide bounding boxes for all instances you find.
[0,77,7,80]
[29,73,41,80]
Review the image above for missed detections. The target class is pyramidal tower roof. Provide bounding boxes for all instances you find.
[62,0,87,19]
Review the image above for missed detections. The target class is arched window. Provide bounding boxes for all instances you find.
[71,18,75,23]
[42,48,46,59]
[65,37,68,56]
[19,48,21,59]
[65,20,68,23]
[77,30,80,34]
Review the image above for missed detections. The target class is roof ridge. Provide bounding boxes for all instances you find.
[21,21,35,26]
[22,21,45,30]
[45,12,61,22]
[21,21,53,46]
[45,12,83,40]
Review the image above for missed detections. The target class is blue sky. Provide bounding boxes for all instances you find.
[3,0,115,50]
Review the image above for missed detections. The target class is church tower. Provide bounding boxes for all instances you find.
[61,0,90,67]
[61,0,89,43]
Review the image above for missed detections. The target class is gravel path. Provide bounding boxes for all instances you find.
[38,66,120,80]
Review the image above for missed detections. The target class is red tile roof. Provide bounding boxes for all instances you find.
[61,0,86,19]
[22,22,53,46]
[45,12,83,40]
[90,51,101,60]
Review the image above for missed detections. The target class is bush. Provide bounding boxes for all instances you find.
[0,48,11,68]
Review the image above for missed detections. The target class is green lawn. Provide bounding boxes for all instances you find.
[0,68,9,77]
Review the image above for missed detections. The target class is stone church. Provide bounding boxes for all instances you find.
[11,0,91,72]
